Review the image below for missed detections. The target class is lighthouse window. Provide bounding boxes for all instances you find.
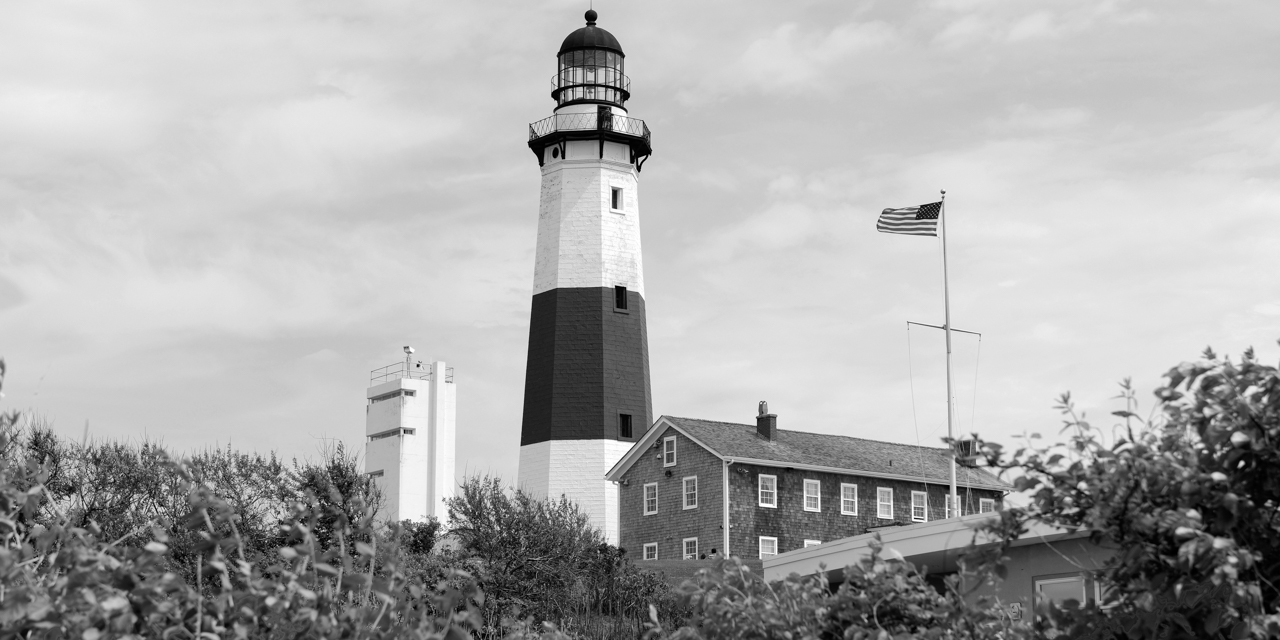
[619,413,633,438]
[611,187,623,211]
[614,286,628,310]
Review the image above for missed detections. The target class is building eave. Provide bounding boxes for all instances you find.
[604,416,726,481]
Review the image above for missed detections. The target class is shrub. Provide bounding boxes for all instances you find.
[975,346,1280,638]
[653,539,1021,640]
[445,475,683,637]
[0,359,671,639]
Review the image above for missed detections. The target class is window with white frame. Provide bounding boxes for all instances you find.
[804,539,822,548]
[980,498,996,513]
[877,487,893,519]
[643,543,657,560]
[683,537,698,560]
[840,483,858,515]
[803,479,821,512]
[945,494,955,519]
[663,436,677,466]
[758,474,777,508]
[911,490,928,522]
[759,536,778,559]
[643,483,657,515]
[683,476,698,509]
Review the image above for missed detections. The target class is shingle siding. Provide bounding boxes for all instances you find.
[729,464,1002,557]
[619,426,724,561]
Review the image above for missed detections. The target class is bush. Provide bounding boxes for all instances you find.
[974,346,1280,638]
[651,539,1019,640]
[12,340,1279,638]
[445,475,683,638]
[0,359,676,639]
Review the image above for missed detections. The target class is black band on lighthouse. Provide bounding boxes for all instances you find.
[521,286,652,446]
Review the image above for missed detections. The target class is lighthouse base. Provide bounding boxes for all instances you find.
[518,439,633,545]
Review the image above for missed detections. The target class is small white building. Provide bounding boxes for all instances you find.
[364,348,456,524]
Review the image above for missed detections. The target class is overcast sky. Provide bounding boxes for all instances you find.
[2,0,1278,479]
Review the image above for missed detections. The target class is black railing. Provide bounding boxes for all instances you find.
[528,112,650,143]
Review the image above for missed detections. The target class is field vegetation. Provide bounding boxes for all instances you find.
[2,343,1279,638]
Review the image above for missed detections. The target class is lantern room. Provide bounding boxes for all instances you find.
[552,10,630,109]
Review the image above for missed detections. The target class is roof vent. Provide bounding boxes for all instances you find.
[756,402,777,442]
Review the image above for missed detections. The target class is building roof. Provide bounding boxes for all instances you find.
[559,11,624,55]
[761,513,1093,581]
[606,415,1009,491]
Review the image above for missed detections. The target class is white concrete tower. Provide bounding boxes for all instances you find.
[364,347,457,524]
[517,10,654,545]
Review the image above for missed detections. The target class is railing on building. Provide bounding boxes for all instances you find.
[369,362,455,385]
[528,111,650,144]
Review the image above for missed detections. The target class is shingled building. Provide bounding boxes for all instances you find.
[605,410,1008,562]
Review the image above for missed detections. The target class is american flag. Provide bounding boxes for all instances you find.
[876,201,941,237]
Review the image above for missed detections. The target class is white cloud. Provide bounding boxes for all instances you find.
[933,15,995,49]
[988,104,1092,131]
[1007,12,1060,41]
[674,20,897,103]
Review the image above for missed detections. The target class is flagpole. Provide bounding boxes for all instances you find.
[941,189,958,516]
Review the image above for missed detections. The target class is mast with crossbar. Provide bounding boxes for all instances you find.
[940,190,958,513]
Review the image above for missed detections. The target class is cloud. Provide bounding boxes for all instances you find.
[933,15,995,49]
[674,20,897,103]
[1007,12,1060,41]
[987,104,1092,131]
[2,0,1279,484]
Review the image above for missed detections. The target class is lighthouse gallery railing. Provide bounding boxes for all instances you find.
[528,112,650,144]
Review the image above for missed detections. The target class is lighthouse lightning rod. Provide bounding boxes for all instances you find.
[940,190,958,514]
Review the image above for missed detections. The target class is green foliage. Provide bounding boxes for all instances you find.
[0,360,581,639]
[445,475,682,638]
[975,346,1280,639]
[0,358,681,639]
[289,441,383,551]
[654,540,1021,640]
[9,339,1280,639]
[397,518,442,556]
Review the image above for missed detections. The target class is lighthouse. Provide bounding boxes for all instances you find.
[517,10,654,545]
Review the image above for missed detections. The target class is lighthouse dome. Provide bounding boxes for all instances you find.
[558,10,624,55]
[552,10,629,108]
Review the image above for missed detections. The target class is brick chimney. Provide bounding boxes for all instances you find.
[756,400,777,441]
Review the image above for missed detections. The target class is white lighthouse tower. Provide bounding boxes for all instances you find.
[364,347,456,523]
[517,10,654,545]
